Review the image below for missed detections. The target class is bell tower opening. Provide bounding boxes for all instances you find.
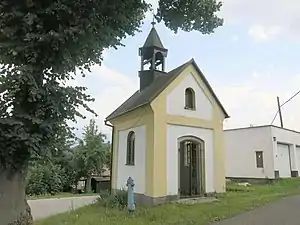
[138,22,168,91]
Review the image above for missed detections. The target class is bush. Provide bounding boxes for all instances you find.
[25,165,47,196]
[59,166,76,192]
[98,188,128,209]
[26,162,65,196]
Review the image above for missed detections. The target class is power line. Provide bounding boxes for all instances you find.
[270,90,300,125]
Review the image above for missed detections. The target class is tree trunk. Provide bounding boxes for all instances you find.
[0,169,33,225]
[85,176,92,193]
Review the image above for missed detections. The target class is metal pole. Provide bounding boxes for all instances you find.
[277,96,284,128]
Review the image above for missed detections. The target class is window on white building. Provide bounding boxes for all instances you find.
[255,151,264,168]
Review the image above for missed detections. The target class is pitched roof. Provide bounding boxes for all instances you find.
[105,59,229,121]
[143,27,165,49]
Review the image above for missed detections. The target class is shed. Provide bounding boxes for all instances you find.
[91,176,110,193]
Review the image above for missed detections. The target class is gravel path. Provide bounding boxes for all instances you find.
[210,195,300,225]
[28,195,98,221]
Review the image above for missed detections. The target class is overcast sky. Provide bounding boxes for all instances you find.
[71,0,300,139]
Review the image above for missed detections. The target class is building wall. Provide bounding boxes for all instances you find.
[271,126,300,175]
[150,63,227,197]
[166,73,213,120]
[225,126,275,179]
[166,124,214,195]
[109,105,154,197]
[116,125,146,194]
[109,63,227,201]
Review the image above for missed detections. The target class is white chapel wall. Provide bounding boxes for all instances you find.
[225,126,275,179]
[166,124,214,195]
[166,73,213,120]
[116,125,146,194]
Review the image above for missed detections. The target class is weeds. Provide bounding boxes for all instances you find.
[98,188,127,209]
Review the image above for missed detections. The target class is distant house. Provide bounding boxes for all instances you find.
[90,166,111,193]
[225,125,300,180]
[76,166,111,193]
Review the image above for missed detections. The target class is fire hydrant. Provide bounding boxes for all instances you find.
[126,176,135,212]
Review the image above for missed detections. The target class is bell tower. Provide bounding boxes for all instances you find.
[138,21,168,91]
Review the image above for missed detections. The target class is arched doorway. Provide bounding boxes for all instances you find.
[178,136,205,198]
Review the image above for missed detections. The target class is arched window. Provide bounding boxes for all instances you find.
[126,131,135,165]
[185,88,195,109]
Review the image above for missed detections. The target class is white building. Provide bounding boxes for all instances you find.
[225,125,300,180]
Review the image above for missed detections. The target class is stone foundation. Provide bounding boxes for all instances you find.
[137,192,220,205]
[226,177,275,184]
[134,193,178,205]
[113,189,218,206]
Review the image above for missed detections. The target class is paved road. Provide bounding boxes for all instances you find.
[28,196,98,221]
[211,195,300,225]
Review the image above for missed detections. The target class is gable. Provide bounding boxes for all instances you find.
[188,61,228,119]
[166,72,213,120]
[105,59,229,122]
[105,63,187,121]
[158,60,228,120]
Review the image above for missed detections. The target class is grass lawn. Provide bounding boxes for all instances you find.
[35,179,300,225]
[27,192,98,200]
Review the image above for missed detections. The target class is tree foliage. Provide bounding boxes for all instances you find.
[25,162,64,196]
[156,0,223,34]
[0,0,223,172]
[73,119,110,184]
[26,120,111,196]
[0,0,147,171]
[26,134,77,195]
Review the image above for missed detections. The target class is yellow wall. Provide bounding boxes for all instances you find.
[150,63,226,196]
[109,105,155,196]
[150,91,167,197]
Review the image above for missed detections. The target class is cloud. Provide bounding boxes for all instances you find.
[248,25,281,42]
[74,62,300,139]
[71,64,138,139]
[216,71,300,131]
[69,0,300,139]
[221,0,300,41]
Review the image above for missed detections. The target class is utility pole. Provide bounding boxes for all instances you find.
[277,96,284,128]
[271,90,300,125]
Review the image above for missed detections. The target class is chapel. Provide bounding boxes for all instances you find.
[105,23,229,205]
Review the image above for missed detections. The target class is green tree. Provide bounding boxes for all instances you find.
[25,134,77,195]
[50,133,77,192]
[25,162,64,196]
[0,1,223,224]
[73,119,110,193]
